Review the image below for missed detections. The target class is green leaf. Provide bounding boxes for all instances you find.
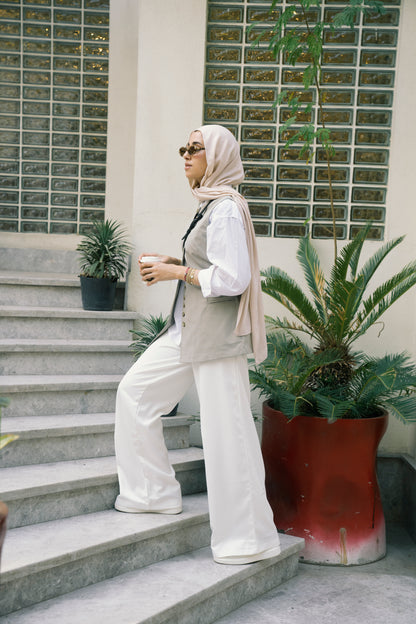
[314,394,354,423]
[296,237,327,323]
[277,90,290,105]
[358,234,405,292]
[385,396,416,424]
[355,271,416,340]
[302,64,318,90]
[261,266,325,338]
[280,115,298,132]
[329,275,366,343]
[332,0,385,29]
[0,434,18,450]
[130,314,169,359]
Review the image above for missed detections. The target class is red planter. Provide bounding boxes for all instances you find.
[261,402,388,565]
[0,501,8,570]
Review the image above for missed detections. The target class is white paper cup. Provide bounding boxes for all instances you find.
[140,255,161,263]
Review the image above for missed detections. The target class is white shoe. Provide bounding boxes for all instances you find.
[115,503,182,515]
[214,545,281,565]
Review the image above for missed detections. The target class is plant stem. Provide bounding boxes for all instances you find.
[302,2,337,261]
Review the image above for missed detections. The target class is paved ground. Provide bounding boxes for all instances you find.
[215,525,416,624]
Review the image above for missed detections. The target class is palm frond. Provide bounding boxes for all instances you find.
[250,333,309,408]
[317,229,375,345]
[265,315,316,338]
[384,396,416,423]
[326,275,365,343]
[329,224,370,287]
[261,266,324,337]
[249,368,282,407]
[250,332,354,413]
[352,269,416,342]
[277,391,312,420]
[349,224,371,280]
[130,314,169,359]
[350,353,416,411]
[314,394,355,423]
[358,235,405,293]
[296,237,327,322]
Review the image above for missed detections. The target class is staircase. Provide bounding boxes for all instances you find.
[0,247,304,623]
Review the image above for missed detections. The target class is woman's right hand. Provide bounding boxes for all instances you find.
[138,254,185,286]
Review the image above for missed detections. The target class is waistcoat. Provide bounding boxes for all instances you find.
[170,197,253,363]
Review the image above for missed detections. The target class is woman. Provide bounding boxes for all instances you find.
[114,124,281,565]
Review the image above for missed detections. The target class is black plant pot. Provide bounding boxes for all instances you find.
[162,404,179,417]
[80,275,118,311]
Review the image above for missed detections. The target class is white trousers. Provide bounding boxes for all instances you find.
[114,332,280,562]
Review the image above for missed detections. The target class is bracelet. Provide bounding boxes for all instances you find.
[183,267,190,282]
[185,267,196,285]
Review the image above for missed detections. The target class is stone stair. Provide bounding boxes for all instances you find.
[0,248,304,622]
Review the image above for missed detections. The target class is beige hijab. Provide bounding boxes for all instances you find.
[190,124,267,364]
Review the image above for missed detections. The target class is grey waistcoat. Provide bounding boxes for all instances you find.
[170,197,253,363]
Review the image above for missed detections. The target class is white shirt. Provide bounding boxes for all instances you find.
[168,198,251,346]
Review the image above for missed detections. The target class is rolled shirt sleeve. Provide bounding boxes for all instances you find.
[198,198,251,298]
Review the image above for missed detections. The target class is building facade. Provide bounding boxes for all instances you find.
[1,0,415,456]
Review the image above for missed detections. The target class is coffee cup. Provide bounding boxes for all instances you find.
[140,255,161,263]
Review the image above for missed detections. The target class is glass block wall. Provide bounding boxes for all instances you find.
[204,0,401,240]
[0,0,109,234]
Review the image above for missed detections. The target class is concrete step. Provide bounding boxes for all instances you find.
[0,493,211,617]
[0,374,121,417]
[0,247,80,274]
[0,413,192,468]
[0,532,304,623]
[0,448,206,528]
[0,271,126,309]
[0,339,134,375]
[0,306,137,340]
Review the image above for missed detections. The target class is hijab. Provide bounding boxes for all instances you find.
[190,124,267,364]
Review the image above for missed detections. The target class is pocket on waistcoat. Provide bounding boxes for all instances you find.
[206,295,238,304]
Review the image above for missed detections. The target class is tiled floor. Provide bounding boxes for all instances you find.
[215,525,416,624]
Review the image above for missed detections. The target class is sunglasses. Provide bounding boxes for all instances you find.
[178,145,206,157]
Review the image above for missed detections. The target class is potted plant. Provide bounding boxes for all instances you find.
[0,397,17,568]
[77,218,132,311]
[250,227,416,565]
[130,314,178,417]
[248,1,416,565]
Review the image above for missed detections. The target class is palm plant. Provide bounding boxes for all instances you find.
[250,224,416,422]
[77,219,132,281]
[130,314,169,360]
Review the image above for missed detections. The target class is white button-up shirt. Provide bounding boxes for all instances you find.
[168,198,251,345]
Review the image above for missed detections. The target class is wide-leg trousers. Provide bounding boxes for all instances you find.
[114,332,280,562]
